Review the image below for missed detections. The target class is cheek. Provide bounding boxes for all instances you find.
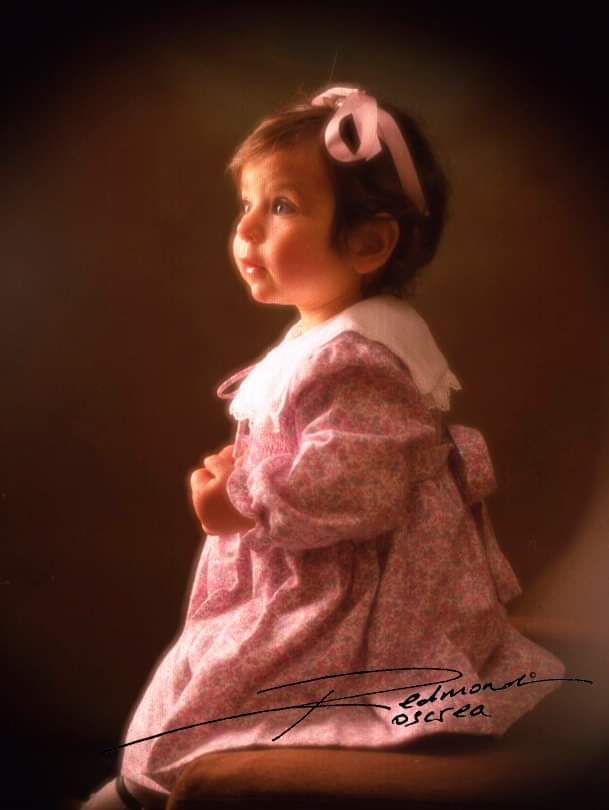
[275,229,329,271]
[267,234,302,276]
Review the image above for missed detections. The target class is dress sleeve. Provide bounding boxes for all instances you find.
[225,334,444,552]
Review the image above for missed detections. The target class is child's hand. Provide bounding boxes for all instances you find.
[189,444,253,535]
[190,443,238,486]
[207,443,246,467]
[217,443,237,463]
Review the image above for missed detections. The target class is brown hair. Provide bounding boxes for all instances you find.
[226,85,450,299]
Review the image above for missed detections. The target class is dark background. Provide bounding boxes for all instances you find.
[2,4,608,807]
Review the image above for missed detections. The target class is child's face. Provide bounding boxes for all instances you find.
[232,137,362,329]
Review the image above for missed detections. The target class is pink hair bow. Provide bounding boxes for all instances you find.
[311,86,429,216]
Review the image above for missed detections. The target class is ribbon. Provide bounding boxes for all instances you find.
[311,86,429,216]
[445,423,521,604]
[216,364,258,401]
[446,424,497,505]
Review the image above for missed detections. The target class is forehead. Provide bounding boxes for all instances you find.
[240,138,331,199]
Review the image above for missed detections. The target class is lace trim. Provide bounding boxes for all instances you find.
[422,367,463,412]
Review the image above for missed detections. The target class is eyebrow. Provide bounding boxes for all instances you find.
[240,178,305,196]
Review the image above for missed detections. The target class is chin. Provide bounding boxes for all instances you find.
[249,283,287,306]
[249,288,276,305]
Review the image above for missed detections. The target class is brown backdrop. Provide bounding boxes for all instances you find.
[2,8,608,806]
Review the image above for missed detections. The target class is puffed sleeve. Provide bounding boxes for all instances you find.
[225,333,445,552]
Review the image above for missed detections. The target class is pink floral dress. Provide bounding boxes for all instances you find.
[121,295,565,796]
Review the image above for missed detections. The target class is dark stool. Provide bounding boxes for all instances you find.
[166,615,606,809]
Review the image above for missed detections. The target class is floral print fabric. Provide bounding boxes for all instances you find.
[121,329,565,795]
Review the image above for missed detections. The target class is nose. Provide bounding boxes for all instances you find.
[236,208,264,244]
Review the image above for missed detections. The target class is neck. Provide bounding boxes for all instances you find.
[296,290,363,334]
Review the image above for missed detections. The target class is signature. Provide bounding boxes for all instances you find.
[104,667,592,753]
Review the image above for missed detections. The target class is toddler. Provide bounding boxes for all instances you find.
[82,84,565,809]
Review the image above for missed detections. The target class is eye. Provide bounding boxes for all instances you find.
[239,199,251,215]
[272,197,295,215]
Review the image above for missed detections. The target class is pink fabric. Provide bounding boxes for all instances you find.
[121,330,565,795]
[311,86,429,215]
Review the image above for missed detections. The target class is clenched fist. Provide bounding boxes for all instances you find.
[189,443,255,535]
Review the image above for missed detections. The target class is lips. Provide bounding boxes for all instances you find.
[242,259,266,276]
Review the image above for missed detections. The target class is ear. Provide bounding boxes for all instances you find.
[347,215,400,276]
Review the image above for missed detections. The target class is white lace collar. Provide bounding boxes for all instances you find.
[226,295,462,432]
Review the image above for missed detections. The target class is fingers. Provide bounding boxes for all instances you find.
[199,444,235,467]
[190,467,213,490]
[189,467,217,526]
[203,454,233,479]
[194,444,243,486]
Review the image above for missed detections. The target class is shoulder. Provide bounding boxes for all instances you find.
[288,329,427,412]
[291,329,407,382]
